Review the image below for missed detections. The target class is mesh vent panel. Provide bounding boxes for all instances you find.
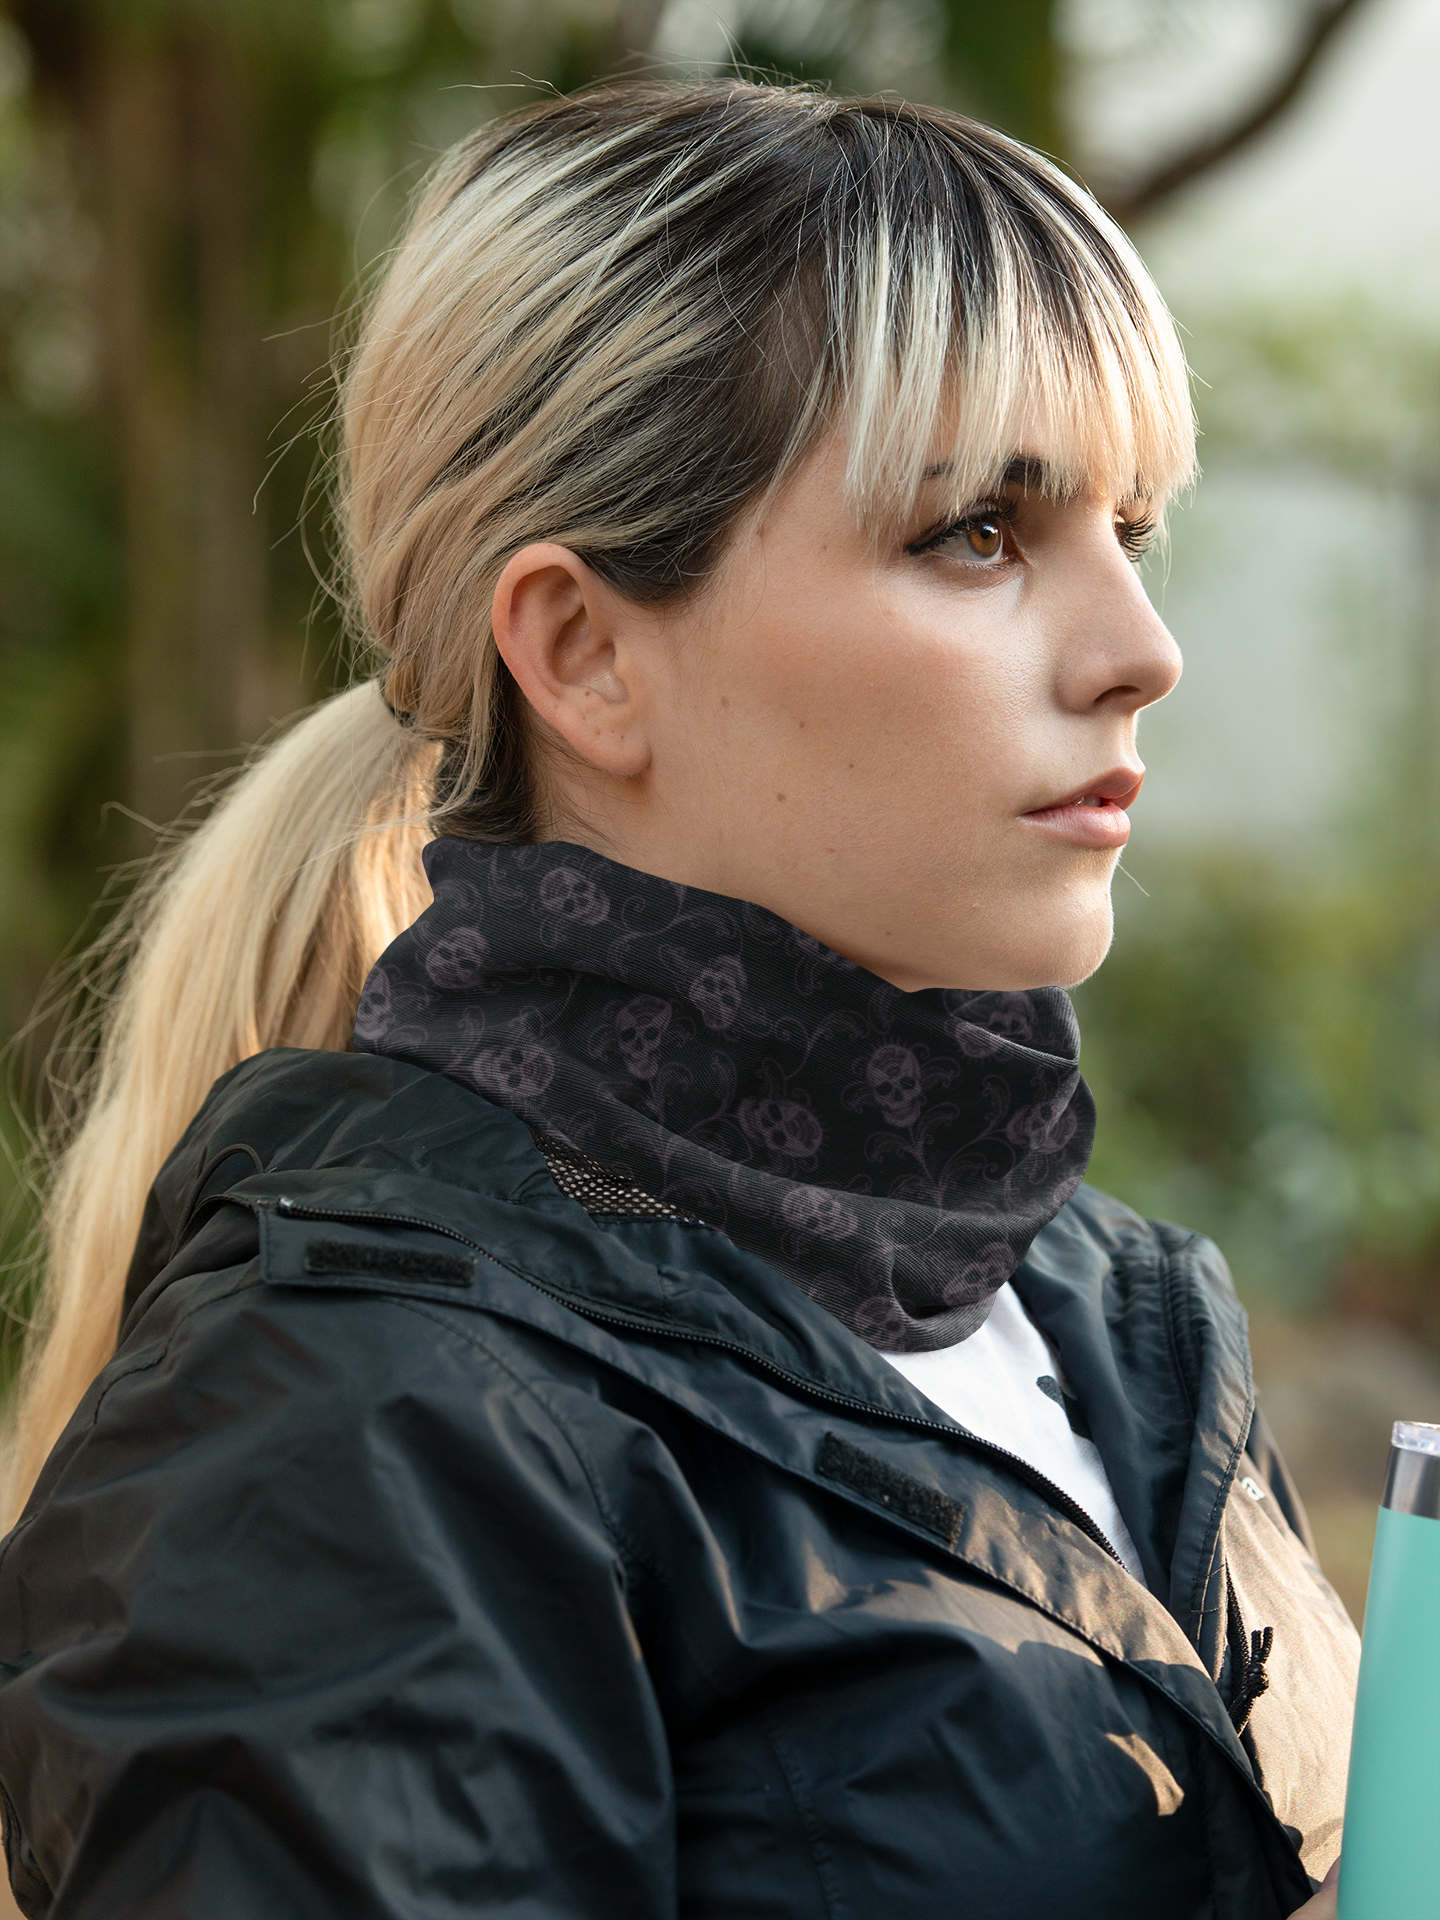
[533,1132,696,1221]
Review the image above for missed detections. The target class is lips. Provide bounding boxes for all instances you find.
[1020,767,1144,849]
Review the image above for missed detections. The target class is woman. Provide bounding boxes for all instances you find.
[0,84,1354,1918]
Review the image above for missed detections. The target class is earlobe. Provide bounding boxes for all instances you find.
[491,543,651,778]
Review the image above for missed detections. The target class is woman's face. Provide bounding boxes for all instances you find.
[493,428,1183,992]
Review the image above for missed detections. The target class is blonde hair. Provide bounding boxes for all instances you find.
[3,82,1194,1522]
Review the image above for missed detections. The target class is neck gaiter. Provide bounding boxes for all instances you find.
[354,839,1095,1352]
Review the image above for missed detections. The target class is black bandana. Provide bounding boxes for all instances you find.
[354,840,1095,1352]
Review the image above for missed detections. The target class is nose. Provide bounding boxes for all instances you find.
[1056,534,1183,717]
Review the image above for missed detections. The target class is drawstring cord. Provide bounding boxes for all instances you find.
[1230,1626,1274,1735]
[1226,1572,1275,1735]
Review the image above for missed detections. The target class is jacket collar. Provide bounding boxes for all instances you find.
[1013,1197,1255,1669]
[141,1047,1258,1768]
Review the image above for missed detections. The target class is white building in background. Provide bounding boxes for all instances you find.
[1070,0,1439,862]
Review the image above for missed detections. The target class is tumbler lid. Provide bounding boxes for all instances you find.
[1385,1423,1440,1517]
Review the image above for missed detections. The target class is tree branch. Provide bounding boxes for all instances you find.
[1104,0,1373,227]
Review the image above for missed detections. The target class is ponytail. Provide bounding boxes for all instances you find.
[2,685,437,1525]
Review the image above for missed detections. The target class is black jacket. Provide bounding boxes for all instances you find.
[0,1048,1359,1918]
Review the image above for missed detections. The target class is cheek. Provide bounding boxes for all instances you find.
[687,593,896,779]
[806,598,1036,813]
[680,560,1039,846]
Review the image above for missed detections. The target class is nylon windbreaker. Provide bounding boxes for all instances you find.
[0,1048,1359,1919]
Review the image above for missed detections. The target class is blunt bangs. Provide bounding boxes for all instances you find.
[817,111,1197,523]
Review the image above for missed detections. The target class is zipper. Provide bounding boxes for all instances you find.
[274,1195,482,1248]
[269,1194,1128,1569]
[1154,1233,1254,1635]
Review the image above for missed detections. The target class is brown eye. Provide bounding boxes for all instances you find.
[908,503,1016,563]
[965,518,1005,559]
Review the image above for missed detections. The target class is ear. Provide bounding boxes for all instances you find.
[491,543,652,778]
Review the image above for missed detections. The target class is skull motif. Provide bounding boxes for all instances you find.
[866,1043,923,1128]
[947,1016,1005,1059]
[1006,1097,1077,1154]
[780,1185,858,1239]
[352,966,393,1044]
[615,995,671,1079]
[688,956,745,1030]
[538,866,610,925]
[982,992,1037,1042]
[738,1096,823,1158]
[424,926,488,991]
[941,1240,1013,1308]
[471,1043,555,1100]
[853,1294,909,1346]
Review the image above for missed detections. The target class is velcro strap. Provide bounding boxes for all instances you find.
[816,1431,964,1547]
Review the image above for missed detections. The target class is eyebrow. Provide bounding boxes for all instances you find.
[921,455,1075,497]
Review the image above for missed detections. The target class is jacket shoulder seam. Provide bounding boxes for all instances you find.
[387,1295,654,1580]
[388,1295,771,1708]
[101,1260,264,1408]
[93,1262,260,1423]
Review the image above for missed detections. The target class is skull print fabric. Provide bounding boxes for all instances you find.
[354,840,1096,1352]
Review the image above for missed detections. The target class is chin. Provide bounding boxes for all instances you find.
[1054,905,1116,989]
[974,898,1115,993]
[878,890,1117,993]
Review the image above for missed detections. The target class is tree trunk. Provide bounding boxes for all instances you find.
[92,39,201,836]
[63,21,267,841]
[189,33,269,753]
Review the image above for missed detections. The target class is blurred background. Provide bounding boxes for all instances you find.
[0,0,1436,1622]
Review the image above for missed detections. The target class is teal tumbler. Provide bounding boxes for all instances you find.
[1338,1420,1440,1919]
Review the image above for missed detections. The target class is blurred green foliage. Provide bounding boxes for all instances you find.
[2,0,1432,1369]
[1077,856,1439,1329]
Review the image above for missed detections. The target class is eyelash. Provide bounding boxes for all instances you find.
[907,502,1160,564]
[1117,513,1158,561]
[906,499,1018,559]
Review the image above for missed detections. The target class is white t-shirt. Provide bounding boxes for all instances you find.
[879,1282,1146,1583]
